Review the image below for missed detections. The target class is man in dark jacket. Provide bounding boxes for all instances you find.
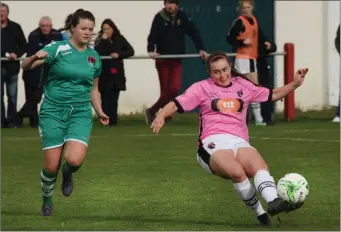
[17,16,63,127]
[257,40,277,125]
[332,25,340,123]
[1,3,27,128]
[145,0,208,124]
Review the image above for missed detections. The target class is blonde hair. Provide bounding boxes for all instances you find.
[239,0,254,8]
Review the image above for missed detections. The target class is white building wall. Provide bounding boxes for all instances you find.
[274,1,338,111]
[324,1,340,107]
[2,1,338,114]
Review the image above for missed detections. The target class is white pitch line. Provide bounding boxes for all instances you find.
[2,128,337,141]
[250,136,340,143]
[282,129,339,133]
[2,132,339,143]
[0,135,107,141]
[124,133,340,143]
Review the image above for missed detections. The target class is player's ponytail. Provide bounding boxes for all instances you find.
[231,67,259,86]
[58,22,72,33]
[58,13,73,32]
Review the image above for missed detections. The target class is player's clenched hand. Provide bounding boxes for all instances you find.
[293,68,309,88]
[199,50,209,60]
[151,115,165,134]
[98,111,110,125]
[34,50,48,60]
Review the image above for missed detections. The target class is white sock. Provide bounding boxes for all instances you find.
[254,170,277,203]
[251,103,263,122]
[233,178,266,216]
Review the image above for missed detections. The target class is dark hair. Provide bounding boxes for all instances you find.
[1,3,9,14]
[164,0,179,5]
[206,51,259,85]
[58,14,72,32]
[96,18,121,42]
[58,9,95,33]
[64,14,73,28]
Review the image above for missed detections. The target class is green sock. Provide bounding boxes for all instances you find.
[43,196,52,204]
[62,162,82,174]
[40,168,57,204]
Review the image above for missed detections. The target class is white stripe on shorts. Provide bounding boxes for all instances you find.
[64,138,88,147]
[42,143,64,151]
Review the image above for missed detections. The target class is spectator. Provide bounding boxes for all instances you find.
[332,24,340,123]
[17,16,63,128]
[94,18,134,127]
[226,0,272,126]
[258,39,277,125]
[145,0,208,125]
[1,3,27,128]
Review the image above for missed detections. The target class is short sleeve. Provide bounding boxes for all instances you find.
[173,83,202,113]
[42,41,59,64]
[237,77,272,102]
[249,85,272,102]
[93,54,102,78]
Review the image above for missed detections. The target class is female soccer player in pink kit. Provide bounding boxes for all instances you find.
[151,52,309,226]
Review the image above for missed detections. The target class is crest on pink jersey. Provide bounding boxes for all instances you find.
[237,89,243,97]
[208,142,215,149]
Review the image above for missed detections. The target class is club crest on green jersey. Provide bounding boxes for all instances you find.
[88,56,96,67]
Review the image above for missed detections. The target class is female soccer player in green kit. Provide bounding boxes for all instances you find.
[21,9,109,216]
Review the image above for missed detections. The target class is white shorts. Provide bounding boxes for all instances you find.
[196,134,253,174]
[234,58,257,74]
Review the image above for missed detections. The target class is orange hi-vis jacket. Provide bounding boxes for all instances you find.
[236,15,258,59]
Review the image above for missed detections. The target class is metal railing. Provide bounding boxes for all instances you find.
[0,47,295,121]
[0,52,286,61]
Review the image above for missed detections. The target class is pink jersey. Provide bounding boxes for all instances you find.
[174,77,271,142]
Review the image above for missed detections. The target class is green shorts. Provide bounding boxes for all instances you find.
[38,101,93,150]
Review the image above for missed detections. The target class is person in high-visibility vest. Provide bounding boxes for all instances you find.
[227,0,272,126]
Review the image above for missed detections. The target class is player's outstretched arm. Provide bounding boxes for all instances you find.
[21,50,47,70]
[151,101,178,134]
[271,68,308,102]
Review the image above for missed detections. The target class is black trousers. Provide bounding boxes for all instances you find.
[247,58,274,124]
[258,61,274,123]
[101,88,120,126]
[18,81,43,126]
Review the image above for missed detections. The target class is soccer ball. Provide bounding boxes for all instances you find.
[277,173,309,204]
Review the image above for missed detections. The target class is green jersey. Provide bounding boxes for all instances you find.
[42,40,102,106]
